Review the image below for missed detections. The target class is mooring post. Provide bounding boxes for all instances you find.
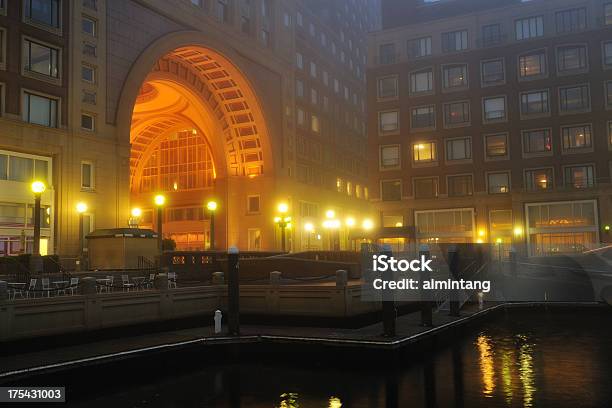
[381,244,396,337]
[418,244,433,326]
[227,246,240,336]
[509,247,517,277]
[448,246,460,317]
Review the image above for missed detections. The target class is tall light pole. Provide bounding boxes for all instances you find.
[76,202,88,259]
[275,203,290,252]
[207,200,218,250]
[129,207,142,228]
[154,194,166,256]
[31,181,46,255]
[304,222,314,250]
[345,217,355,251]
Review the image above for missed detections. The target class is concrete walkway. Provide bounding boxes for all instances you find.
[0,302,499,380]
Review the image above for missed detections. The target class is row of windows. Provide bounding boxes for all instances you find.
[380,164,598,201]
[377,82,610,134]
[379,122,612,171]
[377,4,612,64]
[377,42,612,100]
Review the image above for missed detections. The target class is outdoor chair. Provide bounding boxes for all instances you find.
[41,278,51,297]
[68,277,79,295]
[121,275,135,292]
[147,273,156,289]
[168,272,177,289]
[26,278,37,298]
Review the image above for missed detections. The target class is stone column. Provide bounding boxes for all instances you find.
[155,273,169,292]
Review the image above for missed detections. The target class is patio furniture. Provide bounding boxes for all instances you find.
[96,277,112,293]
[168,272,177,289]
[54,280,69,296]
[68,277,79,295]
[41,278,51,297]
[132,276,146,290]
[8,283,25,300]
[146,273,156,289]
[121,275,135,292]
[26,279,37,298]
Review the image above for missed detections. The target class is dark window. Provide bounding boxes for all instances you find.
[414,177,438,199]
[442,64,468,89]
[411,106,435,129]
[520,90,549,115]
[25,0,60,28]
[481,24,502,47]
[448,175,473,197]
[24,39,59,78]
[481,59,505,85]
[446,138,471,161]
[557,45,587,72]
[559,85,590,112]
[442,30,468,52]
[381,180,401,201]
[555,8,587,34]
[487,172,510,194]
[444,101,470,126]
[379,43,396,64]
[408,37,431,58]
[523,129,552,154]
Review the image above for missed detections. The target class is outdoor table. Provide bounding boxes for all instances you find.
[7,283,26,300]
[96,278,112,293]
[132,276,146,289]
[53,281,70,296]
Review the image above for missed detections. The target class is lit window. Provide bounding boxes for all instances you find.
[555,8,586,34]
[82,16,96,36]
[380,145,400,169]
[481,59,505,86]
[381,180,401,201]
[520,90,549,116]
[488,172,510,194]
[442,30,468,52]
[523,129,552,155]
[483,96,506,122]
[408,37,431,58]
[515,16,544,40]
[442,64,468,89]
[562,124,592,151]
[559,85,590,112]
[24,39,59,78]
[23,91,58,128]
[81,113,95,131]
[485,133,508,159]
[379,111,399,133]
[413,177,438,199]
[413,142,436,163]
[557,45,587,73]
[448,175,473,197]
[443,101,470,126]
[564,165,594,188]
[310,114,320,133]
[411,105,435,129]
[525,168,553,191]
[446,138,471,161]
[410,68,433,94]
[519,50,546,78]
[81,161,94,190]
[25,0,60,28]
[377,76,398,99]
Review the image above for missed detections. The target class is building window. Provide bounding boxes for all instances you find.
[564,165,594,188]
[380,145,401,170]
[81,161,94,190]
[310,114,320,133]
[606,4,612,25]
[443,101,470,127]
[515,16,544,40]
[411,105,435,129]
[216,0,229,23]
[0,28,5,67]
[481,58,505,86]
[25,0,60,28]
[81,65,95,83]
[413,142,436,163]
[442,30,468,52]
[310,88,317,105]
[247,195,260,214]
[519,50,546,78]
[448,175,473,197]
[24,39,59,78]
[483,96,506,123]
[557,45,587,73]
[414,177,438,199]
[82,16,96,36]
[410,68,433,94]
[520,90,549,116]
[379,43,396,64]
[296,108,304,126]
[523,129,552,155]
[606,81,612,108]
[608,121,612,146]
[377,76,398,99]
[481,23,503,47]
[488,172,510,194]
[442,64,468,90]
[296,53,303,69]
[295,80,303,98]
[81,113,94,131]
[309,61,316,78]
[562,124,592,152]
[555,8,586,34]
[408,36,431,58]
[23,91,58,128]
[379,111,399,134]
[446,137,471,161]
[485,133,508,159]
[559,85,590,113]
[381,180,401,201]
[604,41,612,68]
[82,90,96,105]
[525,168,553,191]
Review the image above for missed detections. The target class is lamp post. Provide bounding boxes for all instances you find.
[154,194,166,256]
[275,203,291,252]
[323,210,340,251]
[304,222,314,250]
[76,202,88,259]
[207,200,218,250]
[31,181,46,256]
[345,217,355,251]
[129,207,142,228]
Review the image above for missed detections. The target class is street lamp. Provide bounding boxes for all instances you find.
[154,194,166,255]
[31,181,46,255]
[76,202,88,260]
[129,207,142,228]
[362,218,374,231]
[275,203,290,252]
[304,222,314,250]
[345,217,355,251]
[323,217,340,251]
[207,200,218,250]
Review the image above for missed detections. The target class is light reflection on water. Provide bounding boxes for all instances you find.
[68,310,612,408]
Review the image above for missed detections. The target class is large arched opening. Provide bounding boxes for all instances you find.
[126,44,272,250]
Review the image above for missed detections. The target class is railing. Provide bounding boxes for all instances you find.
[0,256,31,283]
